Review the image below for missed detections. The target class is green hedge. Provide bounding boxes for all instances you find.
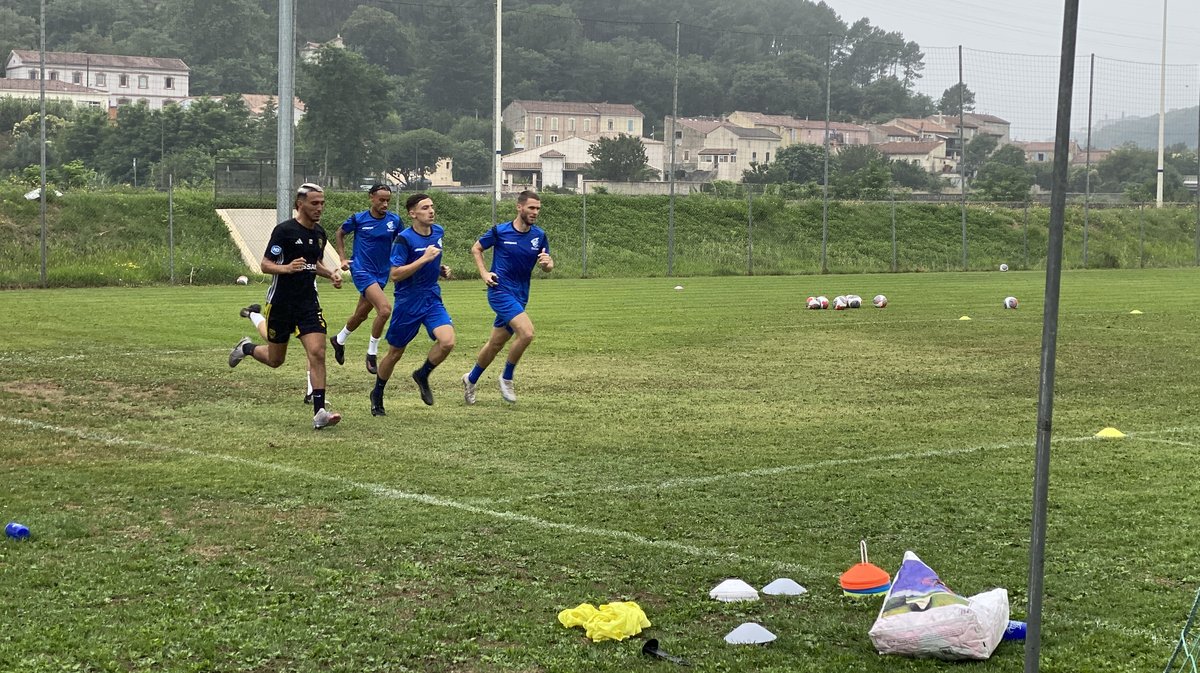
[1,186,1196,287]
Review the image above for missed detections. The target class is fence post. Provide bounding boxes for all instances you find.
[890,193,897,273]
[1023,201,1030,269]
[581,182,588,278]
[747,187,754,276]
[168,173,175,284]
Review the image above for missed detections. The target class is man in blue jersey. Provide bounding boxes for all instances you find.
[331,184,402,375]
[369,194,455,415]
[462,190,554,404]
[228,183,344,430]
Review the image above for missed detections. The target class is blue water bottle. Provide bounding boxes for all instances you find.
[1003,619,1027,641]
[5,522,30,540]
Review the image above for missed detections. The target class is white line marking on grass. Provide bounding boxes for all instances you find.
[1056,615,1170,645]
[0,348,225,364]
[0,416,816,575]
[1131,437,1199,449]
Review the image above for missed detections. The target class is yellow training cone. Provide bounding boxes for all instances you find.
[1095,427,1126,439]
[1129,310,1143,315]
[959,316,972,321]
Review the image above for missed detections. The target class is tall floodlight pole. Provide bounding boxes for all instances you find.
[276,0,296,225]
[959,45,968,271]
[39,0,47,287]
[1156,0,1168,208]
[1083,53,1094,267]
[820,33,832,274]
[667,20,679,276]
[1026,2,1080,672]
[493,0,502,225]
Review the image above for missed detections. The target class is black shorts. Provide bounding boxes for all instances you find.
[264,301,327,344]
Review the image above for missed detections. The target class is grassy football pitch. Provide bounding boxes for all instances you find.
[2,268,1199,672]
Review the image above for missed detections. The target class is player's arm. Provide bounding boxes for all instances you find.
[314,260,343,288]
[471,240,498,287]
[390,245,441,283]
[334,226,351,271]
[261,256,306,276]
[537,247,554,273]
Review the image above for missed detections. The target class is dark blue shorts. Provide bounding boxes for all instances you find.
[386,301,453,348]
[488,290,527,331]
[351,268,388,295]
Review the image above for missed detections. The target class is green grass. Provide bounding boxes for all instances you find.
[2,268,1199,672]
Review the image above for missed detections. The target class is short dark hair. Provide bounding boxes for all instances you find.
[368,184,391,195]
[517,190,540,204]
[406,193,431,211]
[294,182,323,207]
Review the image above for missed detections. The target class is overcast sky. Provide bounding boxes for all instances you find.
[820,0,1200,140]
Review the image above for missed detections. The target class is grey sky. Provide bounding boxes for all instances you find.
[820,1,1200,141]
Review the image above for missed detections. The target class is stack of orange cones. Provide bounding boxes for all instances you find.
[839,540,891,598]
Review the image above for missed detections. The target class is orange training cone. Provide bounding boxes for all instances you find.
[840,540,891,598]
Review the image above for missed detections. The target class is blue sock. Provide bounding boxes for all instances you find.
[468,364,485,384]
[502,360,516,380]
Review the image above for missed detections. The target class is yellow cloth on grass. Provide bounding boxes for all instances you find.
[557,601,651,642]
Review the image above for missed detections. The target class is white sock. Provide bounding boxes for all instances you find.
[336,327,352,345]
[306,370,313,395]
[367,336,380,356]
[249,312,265,329]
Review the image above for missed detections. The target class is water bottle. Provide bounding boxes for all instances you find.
[5,522,30,540]
[1003,619,1027,641]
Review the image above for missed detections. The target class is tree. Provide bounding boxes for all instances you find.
[962,134,999,176]
[586,134,655,182]
[298,46,394,183]
[773,143,831,184]
[831,145,890,199]
[889,159,943,192]
[938,83,976,116]
[341,6,414,77]
[742,161,786,184]
[973,145,1033,201]
[451,139,491,185]
[380,128,454,185]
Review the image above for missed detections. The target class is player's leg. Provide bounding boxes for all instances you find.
[330,293,372,366]
[496,312,534,403]
[371,315,417,417]
[230,304,288,368]
[412,309,455,406]
[297,307,339,429]
[363,282,391,374]
[463,325,511,405]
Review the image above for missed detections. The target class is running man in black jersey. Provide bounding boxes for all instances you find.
[229,183,345,429]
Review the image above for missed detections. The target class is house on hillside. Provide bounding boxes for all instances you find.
[962,113,1011,144]
[726,110,869,148]
[867,123,921,144]
[500,134,664,190]
[503,100,644,151]
[875,140,955,174]
[664,116,781,182]
[5,50,189,110]
[0,78,108,108]
[1013,140,1081,164]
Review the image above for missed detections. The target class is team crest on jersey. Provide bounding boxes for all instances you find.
[387,222,395,231]
[270,244,283,255]
[530,237,540,249]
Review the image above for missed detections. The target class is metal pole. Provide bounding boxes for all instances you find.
[1139,204,1146,268]
[133,157,137,188]
[493,0,502,215]
[581,181,588,277]
[276,0,295,224]
[747,187,754,276]
[667,20,679,276]
[1026,2,1079,672]
[1083,53,1094,268]
[1024,201,1030,269]
[959,45,968,271]
[891,193,897,272]
[820,33,832,274]
[1195,79,1199,266]
[169,173,175,284]
[38,0,47,288]
[1156,0,1167,208]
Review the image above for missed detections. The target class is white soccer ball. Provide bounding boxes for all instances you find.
[1000,263,1009,272]
[816,296,830,309]
[1004,296,1019,309]
[806,296,820,310]
[873,294,888,308]
[833,296,848,310]
[846,294,862,308]
[235,275,249,285]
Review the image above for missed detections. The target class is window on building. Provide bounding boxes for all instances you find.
[719,155,728,163]
[164,76,174,89]
[138,75,148,89]
[627,120,633,132]
[567,118,575,132]
[117,98,130,106]
[28,70,36,79]
[550,134,558,143]
[49,71,58,81]
[1036,152,1046,162]
[752,152,757,162]
[535,117,543,130]
[86,101,101,108]
[550,117,558,131]
[765,152,770,162]
[584,119,591,132]
[607,119,614,131]
[95,73,106,86]
[534,134,542,147]
[119,74,129,87]
[72,71,82,84]
[683,150,689,161]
